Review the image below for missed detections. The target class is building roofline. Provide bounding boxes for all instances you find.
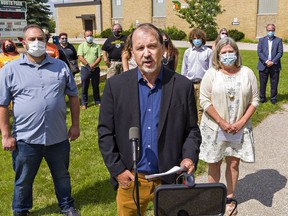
[54,0,101,8]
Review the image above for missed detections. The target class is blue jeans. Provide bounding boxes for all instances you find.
[12,140,74,212]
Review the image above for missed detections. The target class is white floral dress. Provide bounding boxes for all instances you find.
[199,73,255,163]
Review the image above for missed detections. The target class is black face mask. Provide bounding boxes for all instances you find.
[5,44,15,53]
[113,30,121,37]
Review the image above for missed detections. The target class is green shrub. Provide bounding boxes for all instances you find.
[100,28,112,38]
[228,29,245,41]
[283,38,288,44]
[204,26,218,41]
[161,26,187,40]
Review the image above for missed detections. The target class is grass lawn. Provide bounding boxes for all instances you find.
[0,49,287,216]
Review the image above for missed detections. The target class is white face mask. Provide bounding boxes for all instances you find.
[26,40,46,57]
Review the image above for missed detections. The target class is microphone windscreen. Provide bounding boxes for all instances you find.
[129,127,139,140]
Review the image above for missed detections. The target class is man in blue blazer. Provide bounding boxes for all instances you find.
[98,23,201,215]
[257,23,283,104]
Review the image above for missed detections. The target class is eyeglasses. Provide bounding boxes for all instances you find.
[60,38,67,40]
[221,32,228,35]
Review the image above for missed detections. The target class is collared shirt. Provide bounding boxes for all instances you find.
[0,54,78,145]
[181,45,212,80]
[137,68,163,174]
[77,42,102,66]
[268,38,273,61]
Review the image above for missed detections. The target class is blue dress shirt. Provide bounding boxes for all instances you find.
[0,54,78,145]
[137,68,163,174]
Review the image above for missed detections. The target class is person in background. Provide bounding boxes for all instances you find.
[77,30,102,110]
[199,37,259,216]
[43,29,59,58]
[181,28,212,123]
[257,23,283,104]
[212,28,229,50]
[121,33,137,71]
[161,32,179,71]
[102,23,126,78]
[0,39,20,69]
[98,23,201,215]
[57,32,79,76]
[0,24,80,216]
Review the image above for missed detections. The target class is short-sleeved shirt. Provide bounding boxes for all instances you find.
[102,35,126,60]
[46,42,60,58]
[77,42,102,66]
[0,54,78,145]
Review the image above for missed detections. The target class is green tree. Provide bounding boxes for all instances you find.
[26,0,51,29]
[177,0,224,30]
[48,17,56,33]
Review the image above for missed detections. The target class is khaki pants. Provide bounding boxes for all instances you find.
[106,61,123,78]
[116,173,161,216]
[193,83,203,124]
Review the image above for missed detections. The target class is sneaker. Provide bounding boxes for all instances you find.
[13,211,29,216]
[63,207,80,216]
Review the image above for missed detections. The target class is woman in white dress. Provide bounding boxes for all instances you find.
[199,37,259,215]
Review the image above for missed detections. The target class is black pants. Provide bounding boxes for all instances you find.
[80,66,100,106]
[259,67,280,101]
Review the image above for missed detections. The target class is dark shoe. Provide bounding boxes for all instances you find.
[13,211,29,216]
[63,207,80,216]
[95,101,101,107]
[271,100,277,104]
[260,98,266,103]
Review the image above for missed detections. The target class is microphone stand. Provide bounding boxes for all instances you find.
[133,157,141,216]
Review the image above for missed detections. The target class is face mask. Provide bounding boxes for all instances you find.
[220,34,227,39]
[113,30,121,37]
[86,36,93,44]
[267,31,274,38]
[26,40,46,57]
[5,44,15,53]
[60,39,67,44]
[220,52,237,66]
[192,39,202,47]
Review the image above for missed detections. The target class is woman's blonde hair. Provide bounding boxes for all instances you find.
[212,37,242,70]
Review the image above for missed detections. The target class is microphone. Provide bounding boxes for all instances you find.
[129,127,140,165]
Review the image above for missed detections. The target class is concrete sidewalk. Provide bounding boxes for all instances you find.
[196,104,288,215]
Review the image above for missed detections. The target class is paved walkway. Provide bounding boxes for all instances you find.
[196,104,288,215]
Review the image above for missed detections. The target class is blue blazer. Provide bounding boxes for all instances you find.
[257,36,283,71]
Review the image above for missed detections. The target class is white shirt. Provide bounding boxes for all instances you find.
[181,45,213,80]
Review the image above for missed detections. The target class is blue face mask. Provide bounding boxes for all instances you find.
[267,31,275,38]
[86,36,93,44]
[220,52,237,66]
[192,39,202,47]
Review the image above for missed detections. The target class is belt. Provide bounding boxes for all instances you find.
[192,78,202,84]
[110,59,122,62]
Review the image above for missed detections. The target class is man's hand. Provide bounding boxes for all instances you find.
[68,125,80,141]
[2,136,16,151]
[116,170,135,187]
[266,60,274,67]
[180,158,195,174]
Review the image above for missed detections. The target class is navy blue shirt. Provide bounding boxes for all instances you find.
[137,68,163,174]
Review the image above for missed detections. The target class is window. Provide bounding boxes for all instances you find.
[153,0,166,17]
[258,0,278,14]
[115,0,122,6]
[112,0,123,18]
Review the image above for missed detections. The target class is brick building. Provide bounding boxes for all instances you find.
[54,0,288,39]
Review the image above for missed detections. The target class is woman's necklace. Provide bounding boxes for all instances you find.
[226,76,236,100]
